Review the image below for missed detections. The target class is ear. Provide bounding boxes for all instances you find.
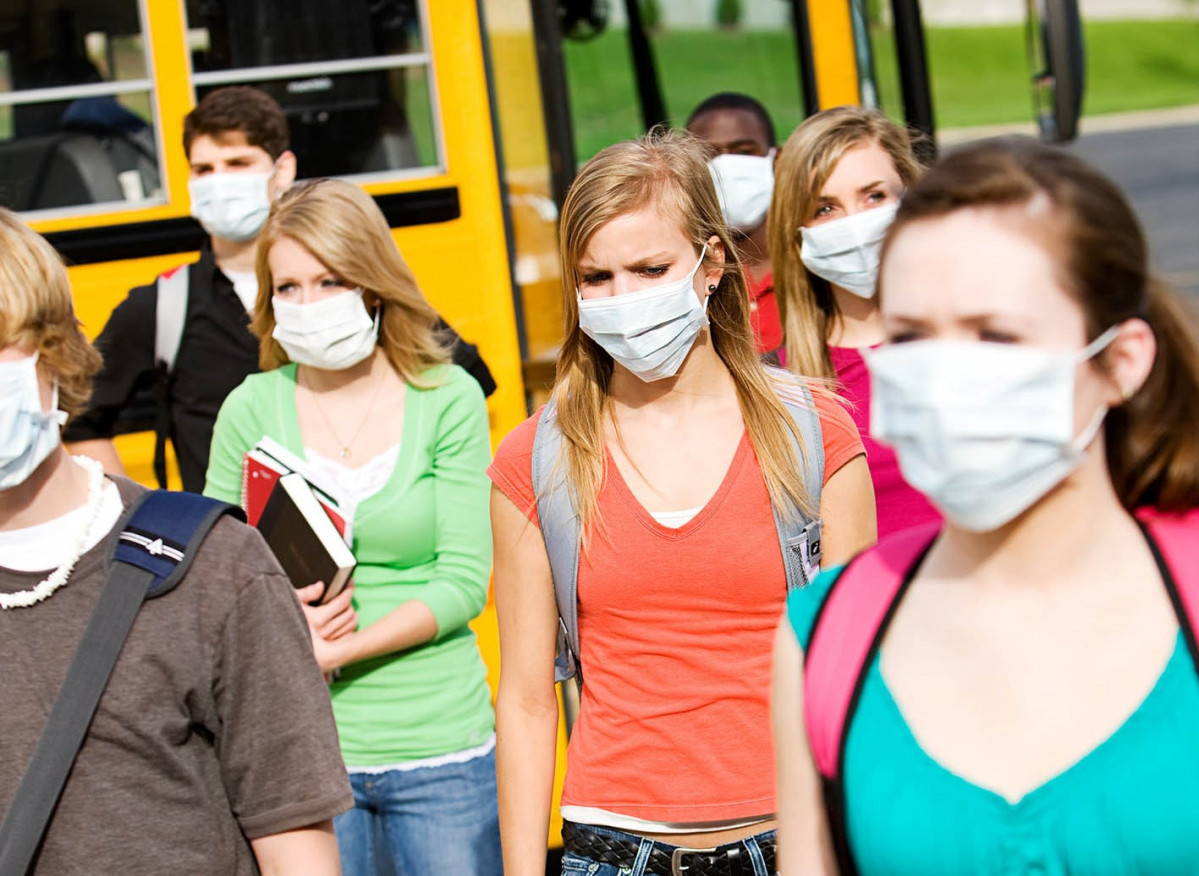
[272,150,298,195]
[1103,318,1156,405]
[703,234,725,295]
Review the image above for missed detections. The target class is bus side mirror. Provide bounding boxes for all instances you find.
[1026,0,1085,143]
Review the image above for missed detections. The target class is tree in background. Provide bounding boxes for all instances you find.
[716,0,743,29]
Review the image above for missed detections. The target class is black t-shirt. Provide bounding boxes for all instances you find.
[65,250,497,493]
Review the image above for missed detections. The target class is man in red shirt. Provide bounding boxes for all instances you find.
[687,93,783,355]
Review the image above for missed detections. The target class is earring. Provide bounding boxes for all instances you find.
[1120,384,1135,401]
[707,284,717,293]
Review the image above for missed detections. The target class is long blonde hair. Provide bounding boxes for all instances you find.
[252,178,450,382]
[553,128,817,534]
[768,106,923,378]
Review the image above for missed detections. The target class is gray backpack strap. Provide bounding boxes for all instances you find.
[774,381,825,591]
[530,398,582,683]
[154,266,189,374]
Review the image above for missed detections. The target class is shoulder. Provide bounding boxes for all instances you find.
[493,407,545,467]
[766,367,864,481]
[419,363,486,404]
[487,408,545,524]
[785,565,844,652]
[222,366,293,409]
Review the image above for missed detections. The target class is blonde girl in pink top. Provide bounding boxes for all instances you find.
[769,107,939,536]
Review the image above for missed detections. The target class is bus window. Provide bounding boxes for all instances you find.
[560,0,810,163]
[0,0,162,215]
[185,0,440,180]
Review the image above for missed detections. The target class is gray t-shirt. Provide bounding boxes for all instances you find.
[0,479,352,875]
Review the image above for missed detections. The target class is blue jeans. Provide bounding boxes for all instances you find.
[561,824,777,876]
[335,749,502,876]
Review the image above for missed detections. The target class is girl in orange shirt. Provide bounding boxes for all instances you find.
[489,130,875,876]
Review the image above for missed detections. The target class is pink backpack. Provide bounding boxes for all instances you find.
[802,509,1199,874]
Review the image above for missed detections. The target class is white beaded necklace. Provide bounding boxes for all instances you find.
[0,455,107,610]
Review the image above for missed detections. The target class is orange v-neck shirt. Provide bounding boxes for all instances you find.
[488,394,862,822]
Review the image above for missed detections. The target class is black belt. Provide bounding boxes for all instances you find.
[562,821,777,876]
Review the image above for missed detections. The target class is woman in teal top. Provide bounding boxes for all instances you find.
[772,140,1199,874]
[205,179,499,875]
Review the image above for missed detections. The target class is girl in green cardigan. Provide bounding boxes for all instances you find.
[205,178,499,876]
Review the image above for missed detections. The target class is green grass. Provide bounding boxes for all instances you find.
[563,17,1199,161]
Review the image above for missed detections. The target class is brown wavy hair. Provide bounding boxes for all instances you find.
[0,209,101,418]
[554,128,820,534]
[251,178,450,383]
[881,137,1199,512]
[769,106,923,378]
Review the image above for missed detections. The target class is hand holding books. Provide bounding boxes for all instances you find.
[294,580,358,675]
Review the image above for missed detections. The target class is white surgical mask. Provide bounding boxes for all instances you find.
[577,247,709,382]
[709,151,775,232]
[272,289,379,371]
[188,170,274,242]
[800,201,899,298]
[865,326,1120,532]
[0,353,67,491]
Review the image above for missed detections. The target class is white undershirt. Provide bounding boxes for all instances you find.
[649,506,704,529]
[0,482,123,572]
[303,443,400,508]
[559,806,773,835]
[223,269,259,312]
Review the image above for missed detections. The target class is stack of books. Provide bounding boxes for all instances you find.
[242,437,356,604]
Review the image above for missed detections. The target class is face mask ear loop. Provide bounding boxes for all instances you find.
[50,382,67,427]
[1080,325,1122,361]
[1070,326,1123,456]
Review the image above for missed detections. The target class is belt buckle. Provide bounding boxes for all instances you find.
[671,845,718,876]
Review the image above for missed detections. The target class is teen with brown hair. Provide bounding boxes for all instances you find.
[205,178,500,875]
[774,138,1199,875]
[767,106,935,536]
[490,129,875,876]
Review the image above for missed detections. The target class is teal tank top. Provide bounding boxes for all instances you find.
[787,568,1199,875]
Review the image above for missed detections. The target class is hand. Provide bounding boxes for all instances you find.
[293,582,358,674]
[295,582,358,641]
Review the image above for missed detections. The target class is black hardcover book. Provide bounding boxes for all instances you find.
[256,473,356,604]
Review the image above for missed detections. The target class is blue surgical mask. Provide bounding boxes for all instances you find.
[0,353,66,490]
[188,170,274,242]
[865,326,1119,531]
[576,247,709,382]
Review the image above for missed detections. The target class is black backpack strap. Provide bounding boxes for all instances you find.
[0,491,242,875]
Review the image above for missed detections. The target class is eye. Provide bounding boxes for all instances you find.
[886,330,923,344]
[640,264,670,278]
[580,271,610,287]
[274,281,296,295]
[865,190,889,204]
[320,276,350,289]
[813,203,835,219]
[979,329,1020,344]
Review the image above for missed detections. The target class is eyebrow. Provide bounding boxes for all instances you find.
[578,251,675,273]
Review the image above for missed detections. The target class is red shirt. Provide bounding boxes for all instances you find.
[488,394,863,821]
[748,270,783,354]
[829,345,941,537]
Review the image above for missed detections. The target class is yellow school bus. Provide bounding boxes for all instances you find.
[1,0,1079,864]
